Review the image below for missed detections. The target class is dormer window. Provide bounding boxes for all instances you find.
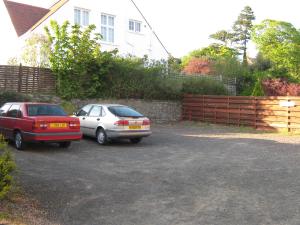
[74,8,89,26]
[129,20,141,33]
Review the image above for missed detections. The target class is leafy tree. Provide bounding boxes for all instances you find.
[232,6,255,64]
[44,20,115,99]
[7,57,19,66]
[209,30,233,47]
[181,43,238,67]
[252,19,300,79]
[21,33,51,67]
[183,58,213,75]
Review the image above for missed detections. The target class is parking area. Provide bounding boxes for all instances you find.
[13,123,300,225]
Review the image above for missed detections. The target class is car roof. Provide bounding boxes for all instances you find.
[4,102,58,105]
[87,104,126,107]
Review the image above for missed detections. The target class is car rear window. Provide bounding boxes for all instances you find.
[108,106,143,118]
[27,105,67,116]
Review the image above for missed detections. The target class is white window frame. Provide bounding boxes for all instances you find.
[129,20,142,33]
[74,7,90,26]
[101,13,115,43]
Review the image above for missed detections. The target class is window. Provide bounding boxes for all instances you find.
[89,106,102,117]
[7,105,21,118]
[101,14,115,43]
[0,104,11,116]
[77,105,92,117]
[129,20,141,33]
[74,8,89,26]
[108,106,143,118]
[27,105,67,116]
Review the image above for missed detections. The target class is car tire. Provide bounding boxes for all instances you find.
[14,131,25,150]
[96,128,107,145]
[130,137,142,144]
[59,141,71,148]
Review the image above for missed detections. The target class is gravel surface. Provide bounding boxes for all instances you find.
[12,123,300,225]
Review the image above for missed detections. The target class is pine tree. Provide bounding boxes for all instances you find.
[232,6,255,65]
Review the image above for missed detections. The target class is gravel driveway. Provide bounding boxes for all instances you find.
[13,123,300,225]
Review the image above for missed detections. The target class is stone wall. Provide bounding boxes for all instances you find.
[72,99,181,123]
[30,95,181,123]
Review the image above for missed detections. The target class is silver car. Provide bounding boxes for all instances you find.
[75,104,151,144]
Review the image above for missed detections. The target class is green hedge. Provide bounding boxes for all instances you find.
[182,77,228,95]
[0,91,31,106]
[0,136,16,199]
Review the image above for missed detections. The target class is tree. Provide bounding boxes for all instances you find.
[252,20,300,79]
[209,30,233,47]
[21,33,51,67]
[45,20,115,99]
[232,6,255,64]
[181,43,238,67]
[183,58,214,75]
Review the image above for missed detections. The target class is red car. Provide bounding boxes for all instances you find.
[0,102,82,150]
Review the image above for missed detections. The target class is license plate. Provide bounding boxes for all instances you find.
[129,125,141,130]
[49,123,67,128]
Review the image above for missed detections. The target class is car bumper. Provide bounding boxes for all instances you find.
[106,130,152,139]
[23,131,83,142]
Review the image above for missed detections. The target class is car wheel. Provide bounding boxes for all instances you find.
[15,131,25,150]
[59,141,71,148]
[130,137,142,144]
[96,128,107,145]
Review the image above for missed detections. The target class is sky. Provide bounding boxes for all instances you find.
[1,0,300,63]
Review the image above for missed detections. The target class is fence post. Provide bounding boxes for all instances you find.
[287,95,291,133]
[18,63,22,93]
[254,97,257,129]
[202,95,204,122]
[227,96,230,124]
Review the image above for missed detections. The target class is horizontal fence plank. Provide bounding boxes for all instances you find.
[182,95,300,132]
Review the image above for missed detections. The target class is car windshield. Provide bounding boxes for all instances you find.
[108,106,143,118]
[27,105,67,116]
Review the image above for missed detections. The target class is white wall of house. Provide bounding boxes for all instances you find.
[0,0,23,64]
[30,0,168,60]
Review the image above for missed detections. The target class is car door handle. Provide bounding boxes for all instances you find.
[97,118,100,121]
[82,117,86,120]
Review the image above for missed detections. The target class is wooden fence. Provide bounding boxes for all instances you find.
[182,94,300,132]
[0,65,56,94]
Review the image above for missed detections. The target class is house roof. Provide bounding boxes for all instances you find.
[4,0,69,37]
[4,0,50,36]
[30,0,69,32]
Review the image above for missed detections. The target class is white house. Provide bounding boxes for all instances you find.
[2,0,169,63]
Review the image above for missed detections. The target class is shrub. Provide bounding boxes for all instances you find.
[182,58,214,75]
[0,136,16,199]
[262,78,300,96]
[60,101,77,115]
[182,77,228,95]
[0,91,31,106]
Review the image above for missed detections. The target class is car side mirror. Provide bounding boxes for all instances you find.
[73,112,78,116]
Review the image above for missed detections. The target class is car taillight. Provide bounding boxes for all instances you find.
[33,121,48,129]
[142,119,150,125]
[114,120,129,126]
[69,121,80,128]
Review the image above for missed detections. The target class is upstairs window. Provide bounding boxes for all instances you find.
[74,8,89,26]
[129,20,141,33]
[101,14,115,43]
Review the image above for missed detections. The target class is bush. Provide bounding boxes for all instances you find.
[0,91,31,106]
[262,78,300,96]
[60,101,77,115]
[0,136,16,199]
[182,77,228,95]
[182,58,213,75]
